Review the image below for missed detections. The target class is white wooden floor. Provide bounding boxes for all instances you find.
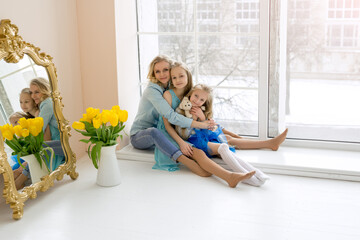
[0,157,360,240]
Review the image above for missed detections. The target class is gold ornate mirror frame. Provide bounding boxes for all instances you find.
[0,19,78,220]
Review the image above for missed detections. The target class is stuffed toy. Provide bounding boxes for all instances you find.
[175,97,205,140]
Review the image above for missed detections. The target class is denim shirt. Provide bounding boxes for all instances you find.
[130,82,193,136]
[39,97,60,140]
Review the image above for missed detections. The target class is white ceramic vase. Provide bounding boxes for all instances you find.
[96,145,121,187]
[22,154,49,184]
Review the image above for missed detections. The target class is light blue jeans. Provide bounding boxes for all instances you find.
[130,127,182,161]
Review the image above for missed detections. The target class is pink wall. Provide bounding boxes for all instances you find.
[0,0,85,158]
[76,0,119,111]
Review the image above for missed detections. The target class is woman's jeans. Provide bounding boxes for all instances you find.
[130,128,182,161]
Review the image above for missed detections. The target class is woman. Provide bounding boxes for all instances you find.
[130,55,217,177]
[30,77,64,170]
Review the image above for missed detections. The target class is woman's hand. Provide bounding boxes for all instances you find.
[190,107,206,121]
[179,141,193,157]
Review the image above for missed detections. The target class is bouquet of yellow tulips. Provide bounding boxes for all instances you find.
[72,106,128,169]
[0,117,51,171]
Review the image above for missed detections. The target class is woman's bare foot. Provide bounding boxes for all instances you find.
[15,173,28,190]
[227,171,256,188]
[270,128,288,151]
[13,167,22,179]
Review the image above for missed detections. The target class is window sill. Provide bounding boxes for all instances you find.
[116,144,360,182]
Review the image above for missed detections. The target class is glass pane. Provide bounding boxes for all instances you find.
[198,35,259,88]
[269,0,360,143]
[138,34,195,92]
[137,0,194,32]
[198,35,259,136]
[213,88,258,136]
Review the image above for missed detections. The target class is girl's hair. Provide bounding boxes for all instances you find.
[20,87,38,117]
[147,55,173,85]
[187,84,213,119]
[170,61,193,96]
[9,111,32,125]
[30,77,51,101]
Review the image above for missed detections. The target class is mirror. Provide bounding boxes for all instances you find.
[0,19,78,220]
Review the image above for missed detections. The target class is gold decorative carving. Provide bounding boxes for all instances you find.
[0,19,78,220]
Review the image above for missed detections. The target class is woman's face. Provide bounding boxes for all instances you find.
[170,66,188,90]
[190,89,208,107]
[20,93,36,113]
[154,61,171,87]
[30,84,43,105]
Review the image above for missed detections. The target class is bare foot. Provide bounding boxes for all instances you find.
[15,174,28,190]
[227,171,256,188]
[270,128,288,151]
[13,167,22,179]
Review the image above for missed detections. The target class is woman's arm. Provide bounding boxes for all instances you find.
[146,83,213,129]
[162,91,193,157]
[39,98,54,132]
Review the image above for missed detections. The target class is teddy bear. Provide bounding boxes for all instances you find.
[175,97,205,140]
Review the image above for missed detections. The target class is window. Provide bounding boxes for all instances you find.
[136,0,360,147]
[0,55,48,125]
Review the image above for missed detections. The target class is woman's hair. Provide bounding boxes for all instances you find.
[29,77,51,101]
[170,61,193,97]
[186,84,213,119]
[147,55,173,85]
[9,111,32,125]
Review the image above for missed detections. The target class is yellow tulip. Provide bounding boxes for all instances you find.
[72,121,85,130]
[101,110,111,124]
[29,124,40,137]
[2,129,14,140]
[119,110,128,123]
[18,118,29,129]
[86,107,100,120]
[109,112,119,127]
[21,129,30,137]
[13,125,23,137]
[81,113,92,123]
[93,118,102,129]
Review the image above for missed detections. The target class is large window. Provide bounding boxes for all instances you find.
[136,0,360,146]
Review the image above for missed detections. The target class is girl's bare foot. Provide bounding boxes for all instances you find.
[227,171,256,188]
[270,128,288,151]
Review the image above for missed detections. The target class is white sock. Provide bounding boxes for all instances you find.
[218,143,264,187]
[232,151,270,182]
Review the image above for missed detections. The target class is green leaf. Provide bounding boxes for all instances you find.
[80,139,91,144]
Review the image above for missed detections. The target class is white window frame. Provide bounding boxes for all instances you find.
[135,0,360,152]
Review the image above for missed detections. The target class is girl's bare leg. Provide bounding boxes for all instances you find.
[191,148,255,188]
[227,128,288,151]
[177,155,212,177]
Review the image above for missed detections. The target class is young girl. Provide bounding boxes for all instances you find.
[184,84,276,186]
[156,61,255,188]
[19,88,51,140]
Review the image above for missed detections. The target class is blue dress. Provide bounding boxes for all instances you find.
[153,90,182,172]
[188,125,235,158]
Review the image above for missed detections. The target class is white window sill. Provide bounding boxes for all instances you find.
[116,144,360,182]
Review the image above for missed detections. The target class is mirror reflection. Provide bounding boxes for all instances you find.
[0,55,65,190]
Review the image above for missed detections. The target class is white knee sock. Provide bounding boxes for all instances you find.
[218,143,264,187]
[232,151,270,182]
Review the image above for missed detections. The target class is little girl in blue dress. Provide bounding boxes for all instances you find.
[154,61,255,188]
